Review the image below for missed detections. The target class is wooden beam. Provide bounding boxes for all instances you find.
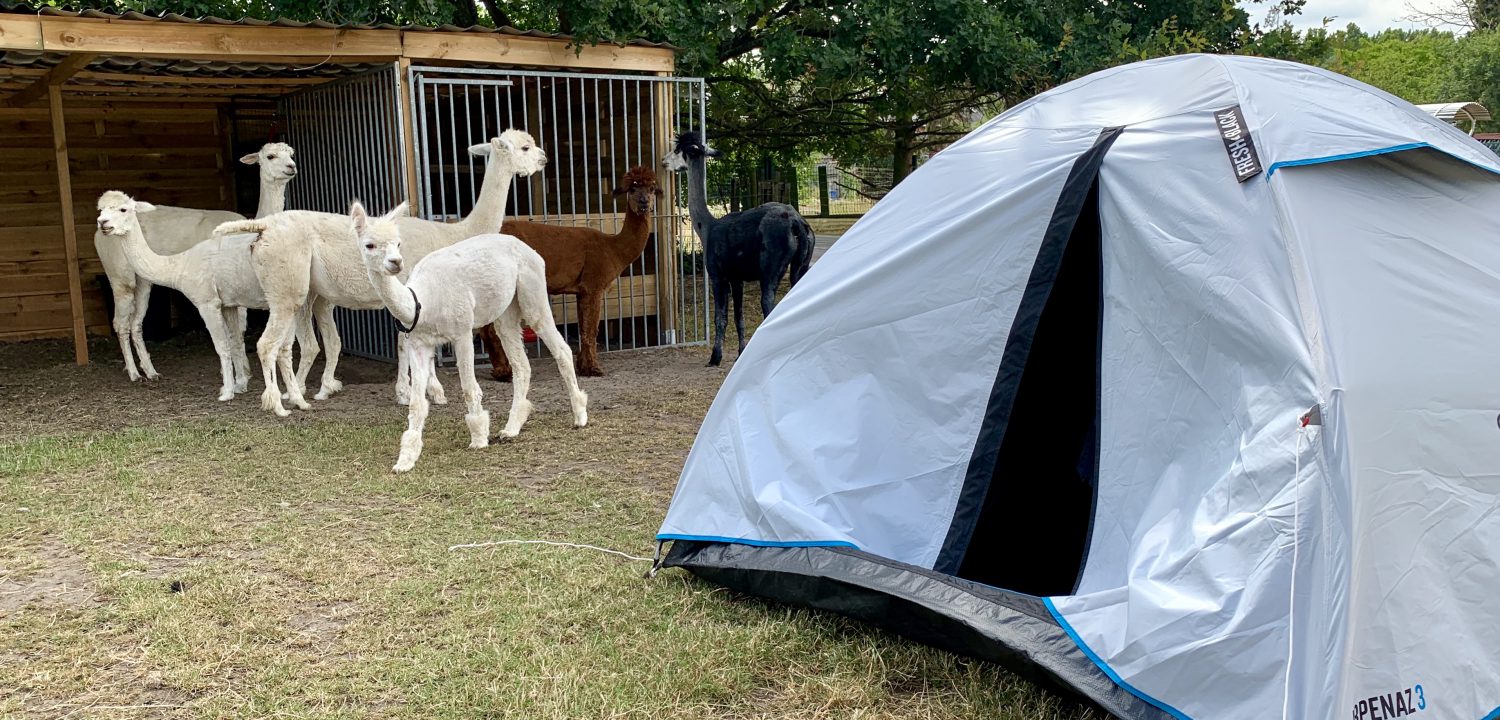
[401,33,675,73]
[653,71,678,342]
[0,16,45,51]
[7,52,97,107]
[396,57,421,212]
[38,17,401,60]
[48,84,88,365]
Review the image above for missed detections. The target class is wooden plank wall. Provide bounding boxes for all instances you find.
[0,101,234,342]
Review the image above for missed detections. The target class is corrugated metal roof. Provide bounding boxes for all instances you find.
[0,2,674,95]
[0,2,674,48]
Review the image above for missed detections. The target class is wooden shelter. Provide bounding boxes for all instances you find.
[0,5,682,364]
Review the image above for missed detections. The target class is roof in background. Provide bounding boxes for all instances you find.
[0,2,674,48]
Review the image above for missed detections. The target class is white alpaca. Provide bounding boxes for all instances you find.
[95,191,307,403]
[215,129,547,417]
[94,143,297,381]
[350,201,587,472]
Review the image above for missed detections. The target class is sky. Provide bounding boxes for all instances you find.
[1240,0,1464,31]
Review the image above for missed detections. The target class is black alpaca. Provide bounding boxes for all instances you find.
[664,131,816,366]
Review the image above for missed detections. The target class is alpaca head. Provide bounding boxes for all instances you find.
[240,142,298,184]
[469,129,546,178]
[612,166,663,215]
[350,200,411,276]
[662,130,721,171]
[95,191,156,236]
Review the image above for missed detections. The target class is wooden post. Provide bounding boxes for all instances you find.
[653,73,679,346]
[818,165,830,217]
[49,85,88,365]
[396,57,422,212]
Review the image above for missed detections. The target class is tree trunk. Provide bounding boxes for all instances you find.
[480,0,511,27]
[891,126,917,186]
[450,0,479,27]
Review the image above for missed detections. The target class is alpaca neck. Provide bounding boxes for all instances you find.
[366,265,418,329]
[457,156,514,234]
[609,207,653,266]
[255,177,290,219]
[118,224,179,287]
[683,160,719,236]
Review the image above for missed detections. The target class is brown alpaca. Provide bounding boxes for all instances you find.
[478,166,662,380]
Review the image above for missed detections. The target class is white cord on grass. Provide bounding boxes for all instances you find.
[448,539,653,563]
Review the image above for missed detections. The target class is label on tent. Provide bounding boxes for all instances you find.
[1214,105,1263,182]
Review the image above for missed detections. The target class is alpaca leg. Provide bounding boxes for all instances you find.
[109,279,141,382]
[229,307,250,393]
[196,303,237,402]
[493,308,533,437]
[278,320,309,410]
[312,298,344,400]
[518,284,588,429]
[224,307,249,394]
[395,333,411,405]
[732,280,747,356]
[708,277,730,367]
[394,341,432,473]
[478,324,514,383]
[575,292,604,377]
[257,306,295,417]
[130,280,160,381]
[454,338,488,449]
[289,302,318,401]
[426,353,448,405]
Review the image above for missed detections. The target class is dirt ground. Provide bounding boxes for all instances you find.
[0,333,727,444]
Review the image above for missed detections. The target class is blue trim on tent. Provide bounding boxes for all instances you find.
[1266,141,1500,179]
[1043,597,1195,720]
[1482,706,1500,720]
[655,534,859,550]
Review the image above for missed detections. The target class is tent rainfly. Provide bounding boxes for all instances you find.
[655,54,1500,720]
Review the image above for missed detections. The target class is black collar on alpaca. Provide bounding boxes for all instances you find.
[391,287,421,334]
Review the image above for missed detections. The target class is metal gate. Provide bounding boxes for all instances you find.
[280,64,409,361]
[279,63,709,364]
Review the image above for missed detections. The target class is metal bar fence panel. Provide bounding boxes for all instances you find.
[280,64,409,362]
[406,68,707,365]
[282,66,706,365]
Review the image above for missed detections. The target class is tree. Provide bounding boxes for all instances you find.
[624,0,1292,183]
[1404,0,1500,31]
[15,0,1294,183]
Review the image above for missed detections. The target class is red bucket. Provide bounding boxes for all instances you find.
[521,327,537,343]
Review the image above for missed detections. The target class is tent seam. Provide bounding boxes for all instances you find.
[1042,597,1195,720]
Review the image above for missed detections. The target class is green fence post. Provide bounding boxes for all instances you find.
[817,165,830,217]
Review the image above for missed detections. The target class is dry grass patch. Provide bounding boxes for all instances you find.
[0,333,1097,720]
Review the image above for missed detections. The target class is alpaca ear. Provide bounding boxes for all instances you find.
[135,201,157,213]
[705,146,724,159]
[652,186,664,197]
[497,136,516,153]
[349,201,370,235]
[468,143,492,157]
[381,202,409,221]
[611,186,626,196]
[239,153,260,165]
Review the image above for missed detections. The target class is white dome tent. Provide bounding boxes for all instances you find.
[654,55,1500,720]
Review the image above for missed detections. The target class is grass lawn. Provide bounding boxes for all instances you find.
[0,324,1099,719]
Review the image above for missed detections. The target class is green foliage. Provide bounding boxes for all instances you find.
[1244,18,1500,132]
[12,0,1301,179]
